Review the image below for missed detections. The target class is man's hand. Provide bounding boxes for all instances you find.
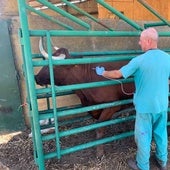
[95,66,105,76]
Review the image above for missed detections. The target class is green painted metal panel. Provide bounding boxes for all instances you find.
[0,20,25,134]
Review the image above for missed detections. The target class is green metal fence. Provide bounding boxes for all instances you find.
[17,0,170,169]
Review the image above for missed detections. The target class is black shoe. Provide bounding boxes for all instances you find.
[159,166,167,170]
[127,159,140,170]
[157,164,167,170]
[154,157,167,170]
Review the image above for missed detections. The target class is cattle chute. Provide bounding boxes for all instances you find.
[17,0,170,170]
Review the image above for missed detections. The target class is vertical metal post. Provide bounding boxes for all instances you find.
[17,0,45,169]
[46,32,61,159]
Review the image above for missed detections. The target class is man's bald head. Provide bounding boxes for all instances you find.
[139,28,158,51]
[141,28,158,42]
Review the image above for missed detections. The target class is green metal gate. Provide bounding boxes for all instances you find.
[0,19,25,134]
[17,0,170,170]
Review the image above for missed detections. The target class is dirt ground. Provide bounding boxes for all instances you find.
[0,120,170,170]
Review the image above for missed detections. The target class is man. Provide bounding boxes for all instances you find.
[95,28,169,170]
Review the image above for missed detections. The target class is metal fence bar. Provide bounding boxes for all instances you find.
[61,0,114,31]
[144,22,169,28]
[29,29,170,37]
[38,99,133,119]
[138,0,170,27]
[30,29,141,36]
[59,115,135,137]
[70,50,143,56]
[60,131,134,156]
[37,0,91,30]
[26,5,73,30]
[35,78,133,96]
[33,55,135,66]
[96,0,143,31]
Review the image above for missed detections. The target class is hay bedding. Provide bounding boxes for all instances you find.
[0,117,169,170]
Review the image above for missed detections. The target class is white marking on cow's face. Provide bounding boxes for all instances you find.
[53,46,59,50]
[39,37,66,60]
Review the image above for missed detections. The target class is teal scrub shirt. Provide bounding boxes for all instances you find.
[120,49,170,114]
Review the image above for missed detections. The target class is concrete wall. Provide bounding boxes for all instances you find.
[1,0,170,126]
[0,0,31,126]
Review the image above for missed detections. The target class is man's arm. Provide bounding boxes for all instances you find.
[103,70,123,79]
[95,66,123,79]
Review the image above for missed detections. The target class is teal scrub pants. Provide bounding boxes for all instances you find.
[134,111,168,170]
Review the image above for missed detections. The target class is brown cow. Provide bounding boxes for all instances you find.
[35,47,135,157]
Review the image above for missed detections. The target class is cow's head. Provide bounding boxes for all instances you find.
[35,38,72,86]
[35,64,72,86]
[35,66,51,86]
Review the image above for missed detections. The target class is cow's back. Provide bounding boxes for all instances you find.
[70,61,134,105]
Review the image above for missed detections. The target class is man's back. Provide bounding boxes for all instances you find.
[133,49,170,113]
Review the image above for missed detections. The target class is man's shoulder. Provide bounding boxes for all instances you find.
[156,49,170,56]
